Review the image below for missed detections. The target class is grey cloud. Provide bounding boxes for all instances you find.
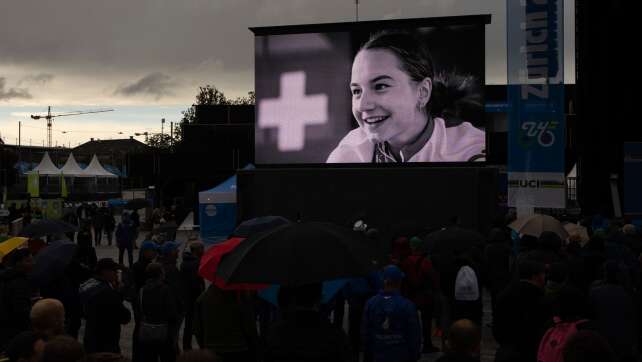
[115,72,177,99]
[0,77,32,100]
[17,73,54,86]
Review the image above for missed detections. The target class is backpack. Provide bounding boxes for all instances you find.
[537,318,586,362]
[454,265,479,301]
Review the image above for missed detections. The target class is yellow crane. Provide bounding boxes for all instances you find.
[30,106,114,147]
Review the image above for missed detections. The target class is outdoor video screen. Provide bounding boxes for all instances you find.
[254,16,488,164]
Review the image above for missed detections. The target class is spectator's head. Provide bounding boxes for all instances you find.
[8,248,33,273]
[520,234,539,252]
[518,259,546,288]
[539,231,562,252]
[30,298,65,339]
[622,224,637,235]
[548,262,568,285]
[145,262,164,281]
[188,241,205,258]
[95,258,121,283]
[488,228,506,244]
[382,264,405,290]
[140,240,159,261]
[177,349,219,362]
[446,319,481,356]
[563,330,615,362]
[161,241,180,262]
[409,236,423,252]
[6,331,46,362]
[42,336,85,362]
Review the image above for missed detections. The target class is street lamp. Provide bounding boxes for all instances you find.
[134,132,149,142]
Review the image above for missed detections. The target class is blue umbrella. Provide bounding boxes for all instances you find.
[258,278,349,307]
[232,216,291,238]
[30,241,76,286]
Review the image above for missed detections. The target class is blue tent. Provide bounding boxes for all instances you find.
[198,174,238,244]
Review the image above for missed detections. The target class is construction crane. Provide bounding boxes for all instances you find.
[30,106,114,147]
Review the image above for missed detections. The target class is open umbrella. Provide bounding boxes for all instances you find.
[232,216,291,238]
[30,241,76,286]
[421,226,485,255]
[509,214,568,239]
[124,198,149,210]
[258,278,349,306]
[19,219,78,238]
[0,237,28,261]
[217,222,380,286]
[563,222,590,242]
[198,237,267,290]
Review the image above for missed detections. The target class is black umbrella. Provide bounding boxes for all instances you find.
[217,221,380,286]
[231,216,291,238]
[422,226,485,256]
[20,219,78,238]
[30,241,76,286]
[124,198,149,210]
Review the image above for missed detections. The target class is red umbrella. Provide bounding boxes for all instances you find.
[198,237,267,290]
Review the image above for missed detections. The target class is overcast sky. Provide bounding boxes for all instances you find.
[0,0,575,147]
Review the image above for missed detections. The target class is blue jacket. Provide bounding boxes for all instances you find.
[362,290,421,362]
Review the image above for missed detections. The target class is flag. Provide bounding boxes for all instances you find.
[27,172,39,198]
[60,173,68,198]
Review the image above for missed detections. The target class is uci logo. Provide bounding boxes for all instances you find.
[519,121,558,148]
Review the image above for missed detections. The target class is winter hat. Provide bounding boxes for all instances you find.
[161,240,180,255]
[409,236,423,250]
[382,264,405,282]
[141,240,159,252]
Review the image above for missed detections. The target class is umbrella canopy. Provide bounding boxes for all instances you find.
[421,226,485,256]
[564,222,590,242]
[232,216,291,238]
[217,222,380,286]
[258,278,349,306]
[19,219,78,238]
[198,237,267,290]
[509,214,568,239]
[0,237,28,261]
[30,241,76,286]
[124,198,149,210]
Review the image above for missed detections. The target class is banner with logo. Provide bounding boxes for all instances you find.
[27,172,40,198]
[507,0,565,208]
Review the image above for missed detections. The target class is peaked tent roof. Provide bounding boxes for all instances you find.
[30,152,61,175]
[60,153,86,176]
[80,155,117,177]
[199,174,236,204]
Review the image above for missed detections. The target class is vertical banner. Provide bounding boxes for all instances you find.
[27,172,40,198]
[61,174,68,198]
[507,0,566,209]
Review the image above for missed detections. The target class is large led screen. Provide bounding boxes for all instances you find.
[254,16,488,164]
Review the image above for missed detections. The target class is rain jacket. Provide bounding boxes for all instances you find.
[362,290,421,362]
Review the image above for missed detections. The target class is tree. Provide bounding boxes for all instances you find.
[174,85,254,145]
[146,132,174,149]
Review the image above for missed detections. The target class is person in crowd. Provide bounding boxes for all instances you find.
[400,236,440,353]
[343,273,376,358]
[77,221,94,250]
[451,257,483,330]
[5,331,46,362]
[131,209,141,249]
[76,230,98,274]
[80,258,131,354]
[179,240,205,351]
[176,350,219,362]
[436,319,481,362]
[562,330,616,362]
[493,259,552,362]
[589,260,638,361]
[131,240,160,362]
[30,298,65,340]
[0,249,35,350]
[138,262,179,362]
[263,283,352,362]
[62,209,79,242]
[327,30,485,163]
[104,208,116,247]
[116,214,136,267]
[194,285,259,362]
[92,208,106,247]
[42,335,85,362]
[160,241,184,353]
[482,228,512,316]
[362,264,421,362]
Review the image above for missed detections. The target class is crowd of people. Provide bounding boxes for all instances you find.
[1,211,641,362]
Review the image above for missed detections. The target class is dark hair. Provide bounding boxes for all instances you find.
[145,262,164,280]
[563,330,615,362]
[42,336,85,362]
[360,30,482,126]
[517,259,545,280]
[6,331,40,362]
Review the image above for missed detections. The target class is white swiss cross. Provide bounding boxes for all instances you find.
[258,71,328,151]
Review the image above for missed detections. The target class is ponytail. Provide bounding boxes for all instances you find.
[429,72,482,128]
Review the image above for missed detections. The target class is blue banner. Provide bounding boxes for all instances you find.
[507,0,566,208]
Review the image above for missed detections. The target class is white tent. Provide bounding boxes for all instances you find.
[80,155,117,177]
[30,152,61,175]
[60,153,86,177]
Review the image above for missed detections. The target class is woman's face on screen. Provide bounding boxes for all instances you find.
[350,48,430,147]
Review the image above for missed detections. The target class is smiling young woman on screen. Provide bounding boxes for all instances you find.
[326,30,485,163]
